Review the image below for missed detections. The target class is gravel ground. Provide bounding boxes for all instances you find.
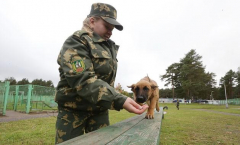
[0,110,58,123]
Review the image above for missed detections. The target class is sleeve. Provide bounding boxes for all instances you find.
[59,36,127,111]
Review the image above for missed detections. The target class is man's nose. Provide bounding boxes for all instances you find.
[107,30,112,36]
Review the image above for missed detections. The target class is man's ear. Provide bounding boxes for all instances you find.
[151,85,158,90]
[127,84,135,92]
[89,17,95,28]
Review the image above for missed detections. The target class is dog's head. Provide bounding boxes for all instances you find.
[128,81,158,104]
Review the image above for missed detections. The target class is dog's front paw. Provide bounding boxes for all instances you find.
[145,113,154,119]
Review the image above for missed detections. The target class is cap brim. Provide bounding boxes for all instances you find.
[101,16,123,31]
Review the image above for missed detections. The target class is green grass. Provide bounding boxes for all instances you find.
[160,103,240,145]
[0,104,239,145]
[0,117,56,145]
[109,109,136,125]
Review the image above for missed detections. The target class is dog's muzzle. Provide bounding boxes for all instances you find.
[136,96,146,103]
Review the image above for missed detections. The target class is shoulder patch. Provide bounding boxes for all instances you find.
[71,59,85,73]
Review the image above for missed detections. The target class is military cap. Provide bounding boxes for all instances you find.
[88,3,123,31]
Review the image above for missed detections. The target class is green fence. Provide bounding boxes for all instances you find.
[219,98,240,105]
[0,81,10,115]
[7,84,57,114]
[31,85,57,110]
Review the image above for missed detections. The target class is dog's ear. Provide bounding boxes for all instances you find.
[151,85,158,90]
[127,84,135,92]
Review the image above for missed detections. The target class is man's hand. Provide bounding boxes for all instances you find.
[123,98,148,114]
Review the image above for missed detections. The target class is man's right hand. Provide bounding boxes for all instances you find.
[123,98,148,114]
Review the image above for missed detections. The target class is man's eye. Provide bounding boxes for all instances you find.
[105,25,109,30]
[105,25,113,31]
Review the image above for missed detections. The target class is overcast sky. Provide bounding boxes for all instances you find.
[1,0,240,92]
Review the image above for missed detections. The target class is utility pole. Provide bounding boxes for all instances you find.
[210,91,214,100]
[220,81,228,109]
[223,83,228,109]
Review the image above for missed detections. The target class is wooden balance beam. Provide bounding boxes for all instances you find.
[59,107,164,145]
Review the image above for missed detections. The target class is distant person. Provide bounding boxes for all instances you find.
[176,99,180,110]
[54,3,148,144]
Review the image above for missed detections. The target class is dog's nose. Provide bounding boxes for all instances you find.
[136,96,145,103]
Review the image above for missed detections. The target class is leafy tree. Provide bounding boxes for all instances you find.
[128,92,134,99]
[121,90,130,97]
[198,72,216,99]
[179,49,206,99]
[220,70,236,99]
[46,80,54,87]
[32,79,42,86]
[234,70,240,98]
[17,78,30,85]
[115,83,130,97]
[159,88,172,98]
[4,77,17,85]
[160,63,180,99]
[210,87,220,100]
[31,79,54,87]
[160,49,216,100]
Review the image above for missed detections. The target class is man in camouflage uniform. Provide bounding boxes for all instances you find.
[55,3,148,144]
[176,99,180,110]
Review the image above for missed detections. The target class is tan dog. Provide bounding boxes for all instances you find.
[128,76,160,119]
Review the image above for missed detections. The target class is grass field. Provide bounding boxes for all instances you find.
[160,103,240,145]
[0,103,240,145]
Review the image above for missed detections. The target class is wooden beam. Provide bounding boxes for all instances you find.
[59,107,163,145]
[107,108,163,145]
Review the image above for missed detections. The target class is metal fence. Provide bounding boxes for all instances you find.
[0,81,10,115]
[219,98,240,105]
[2,83,57,114]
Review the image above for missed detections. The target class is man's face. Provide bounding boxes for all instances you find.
[92,18,114,40]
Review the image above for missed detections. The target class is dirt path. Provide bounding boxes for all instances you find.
[1,109,239,123]
[0,110,58,123]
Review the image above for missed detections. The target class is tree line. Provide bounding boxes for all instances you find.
[160,49,240,100]
[0,78,131,97]
[0,77,54,88]
[1,49,239,100]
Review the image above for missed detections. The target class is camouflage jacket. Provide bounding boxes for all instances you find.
[55,30,127,112]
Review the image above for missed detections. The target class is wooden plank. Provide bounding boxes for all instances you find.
[59,113,145,145]
[59,107,163,145]
[107,107,163,145]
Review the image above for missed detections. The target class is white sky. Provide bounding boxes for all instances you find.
[0,0,240,92]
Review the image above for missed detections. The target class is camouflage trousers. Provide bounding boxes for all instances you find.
[176,105,179,110]
[55,107,109,144]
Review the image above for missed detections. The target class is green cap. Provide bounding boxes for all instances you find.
[88,3,123,31]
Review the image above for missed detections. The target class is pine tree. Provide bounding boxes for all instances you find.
[161,49,216,100]
[160,63,180,99]
[220,70,236,99]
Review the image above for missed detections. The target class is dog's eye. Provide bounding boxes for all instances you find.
[143,87,149,91]
[135,87,139,91]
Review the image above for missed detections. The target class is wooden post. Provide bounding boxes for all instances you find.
[2,81,10,115]
[14,85,19,111]
[26,84,32,114]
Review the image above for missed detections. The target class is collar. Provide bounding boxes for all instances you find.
[92,32,106,43]
[74,29,114,44]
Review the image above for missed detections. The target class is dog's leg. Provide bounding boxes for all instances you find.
[145,98,157,119]
[156,99,160,112]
